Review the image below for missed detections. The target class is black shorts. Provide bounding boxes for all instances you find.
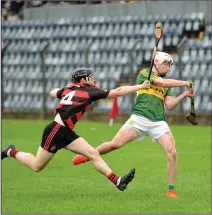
[40,121,80,153]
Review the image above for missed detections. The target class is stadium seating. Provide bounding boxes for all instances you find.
[2,13,211,114]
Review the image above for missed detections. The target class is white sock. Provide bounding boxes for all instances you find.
[7,149,12,157]
[116,177,121,186]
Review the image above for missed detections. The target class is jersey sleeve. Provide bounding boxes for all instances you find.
[89,87,110,101]
[166,88,173,96]
[137,69,159,84]
[136,71,146,84]
[56,88,64,99]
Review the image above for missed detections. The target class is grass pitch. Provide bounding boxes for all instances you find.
[1,119,211,214]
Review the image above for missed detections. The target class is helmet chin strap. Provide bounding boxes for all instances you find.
[154,63,167,78]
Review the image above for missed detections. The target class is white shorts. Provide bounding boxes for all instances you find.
[124,114,171,142]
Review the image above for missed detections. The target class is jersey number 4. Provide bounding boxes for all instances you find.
[60,91,76,105]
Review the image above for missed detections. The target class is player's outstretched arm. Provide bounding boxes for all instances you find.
[165,90,195,110]
[49,88,61,98]
[107,80,150,99]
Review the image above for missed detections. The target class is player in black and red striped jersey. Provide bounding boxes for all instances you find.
[2,67,150,191]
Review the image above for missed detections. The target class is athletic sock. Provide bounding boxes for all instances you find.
[107,172,119,185]
[7,149,19,158]
[168,184,175,190]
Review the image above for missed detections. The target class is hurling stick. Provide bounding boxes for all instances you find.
[185,81,198,125]
[148,23,163,80]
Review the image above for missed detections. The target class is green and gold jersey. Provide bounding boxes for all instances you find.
[133,68,172,121]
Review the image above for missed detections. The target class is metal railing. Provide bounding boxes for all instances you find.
[85,41,94,68]
[177,36,188,114]
[128,39,143,112]
[40,42,50,119]
[1,42,9,112]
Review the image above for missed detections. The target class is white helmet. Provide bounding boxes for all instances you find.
[155,51,173,65]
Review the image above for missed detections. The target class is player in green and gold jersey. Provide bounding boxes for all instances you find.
[73,52,195,198]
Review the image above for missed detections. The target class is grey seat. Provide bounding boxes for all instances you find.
[172,35,179,47]
[101,52,107,65]
[119,23,127,36]
[113,38,121,50]
[201,95,210,112]
[99,38,107,50]
[202,35,210,48]
[95,101,111,113]
[46,97,58,110]
[99,23,107,37]
[168,64,179,79]
[190,49,198,62]
[191,63,199,79]
[143,50,151,63]
[194,79,201,94]
[108,66,122,81]
[164,35,172,47]
[98,70,107,80]
[205,49,211,62]
[134,23,142,36]
[107,38,115,51]
[108,52,116,65]
[125,37,134,51]
[118,96,133,113]
[182,49,190,63]
[126,23,134,36]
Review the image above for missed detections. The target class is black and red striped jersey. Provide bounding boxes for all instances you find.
[55,83,110,130]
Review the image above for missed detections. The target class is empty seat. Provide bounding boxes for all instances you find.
[118,96,133,113]
[1,14,210,114]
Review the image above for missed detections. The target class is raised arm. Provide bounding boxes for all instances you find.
[153,77,190,88]
[107,80,150,99]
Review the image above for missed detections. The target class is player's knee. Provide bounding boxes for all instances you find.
[31,164,44,172]
[110,141,121,150]
[88,148,100,160]
[171,150,177,160]
[167,149,177,160]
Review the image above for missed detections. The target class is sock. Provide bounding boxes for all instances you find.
[7,149,19,158]
[169,184,175,190]
[107,172,119,186]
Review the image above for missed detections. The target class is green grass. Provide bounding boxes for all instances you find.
[1,119,211,214]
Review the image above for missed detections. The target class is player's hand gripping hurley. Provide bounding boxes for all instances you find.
[148,23,163,80]
[185,81,198,125]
